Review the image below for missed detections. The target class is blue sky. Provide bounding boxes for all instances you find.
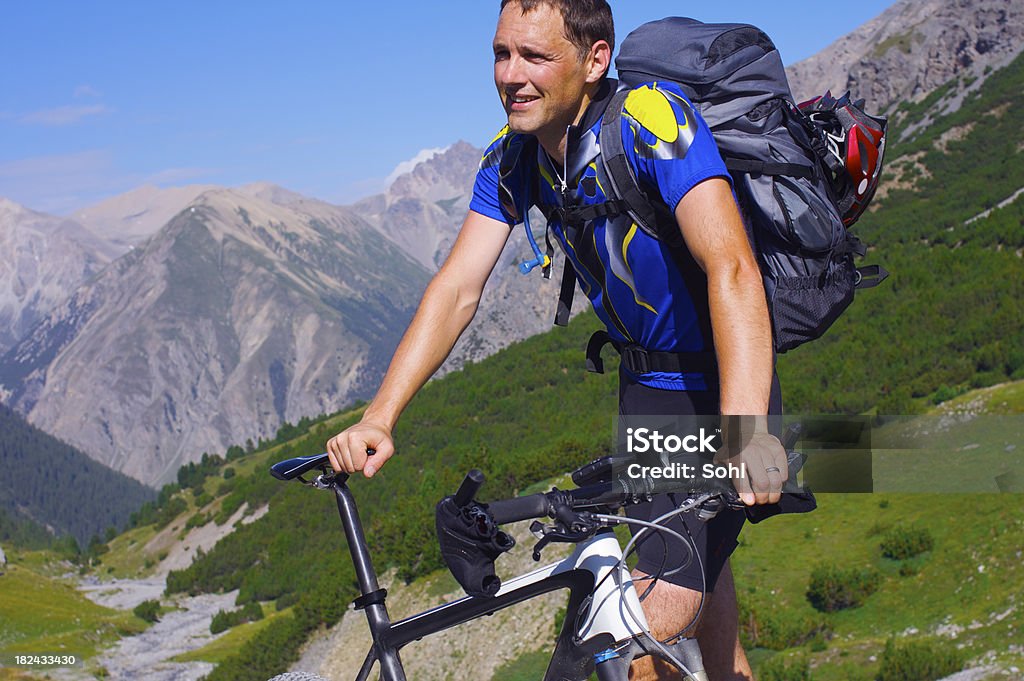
[1,1,896,215]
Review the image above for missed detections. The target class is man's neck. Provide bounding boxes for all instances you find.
[537,86,601,164]
[536,79,611,164]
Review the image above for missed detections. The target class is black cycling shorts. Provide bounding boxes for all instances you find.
[619,369,783,593]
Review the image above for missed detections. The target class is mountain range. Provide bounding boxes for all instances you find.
[0,150,569,486]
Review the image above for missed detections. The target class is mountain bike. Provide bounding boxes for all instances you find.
[265,426,804,681]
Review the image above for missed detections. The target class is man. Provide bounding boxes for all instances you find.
[327,1,789,678]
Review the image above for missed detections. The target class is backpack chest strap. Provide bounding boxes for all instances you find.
[541,199,631,226]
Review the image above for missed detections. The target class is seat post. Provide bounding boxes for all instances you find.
[333,482,380,594]
[333,482,406,681]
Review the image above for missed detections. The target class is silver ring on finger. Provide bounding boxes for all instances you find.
[765,466,781,473]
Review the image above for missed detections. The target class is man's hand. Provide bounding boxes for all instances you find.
[714,431,788,506]
[326,420,395,478]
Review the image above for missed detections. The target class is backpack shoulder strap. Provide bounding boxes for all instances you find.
[597,88,683,248]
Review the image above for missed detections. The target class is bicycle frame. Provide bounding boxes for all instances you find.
[333,477,684,681]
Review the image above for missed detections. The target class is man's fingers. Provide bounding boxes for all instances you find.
[750,469,771,505]
[765,466,784,504]
[733,472,755,506]
[325,423,394,477]
[326,437,344,473]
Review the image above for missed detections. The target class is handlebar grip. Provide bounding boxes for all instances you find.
[487,493,551,524]
[453,469,485,508]
[571,456,614,486]
[781,422,801,451]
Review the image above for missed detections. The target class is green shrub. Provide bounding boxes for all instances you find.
[759,653,811,681]
[210,601,265,634]
[223,467,236,479]
[739,601,831,650]
[880,525,934,560]
[931,384,960,404]
[133,599,161,623]
[898,563,920,577]
[153,496,187,530]
[877,638,963,681]
[806,563,881,612]
[214,493,245,525]
[210,609,232,635]
[203,613,306,681]
[276,591,300,611]
[185,512,209,530]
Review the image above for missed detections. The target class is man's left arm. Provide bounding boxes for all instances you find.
[674,177,787,505]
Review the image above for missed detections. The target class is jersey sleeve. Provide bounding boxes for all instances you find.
[620,82,731,212]
[469,126,517,226]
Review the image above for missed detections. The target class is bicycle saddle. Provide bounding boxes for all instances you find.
[270,453,332,481]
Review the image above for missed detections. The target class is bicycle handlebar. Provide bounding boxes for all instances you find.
[485,424,805,525]
[485,456,802,526]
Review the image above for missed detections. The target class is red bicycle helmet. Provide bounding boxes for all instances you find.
[799,91,887,227]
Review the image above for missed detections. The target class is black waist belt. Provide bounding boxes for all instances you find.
[585,330,718,377]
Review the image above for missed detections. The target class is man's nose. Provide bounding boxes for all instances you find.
[497,55,527,87]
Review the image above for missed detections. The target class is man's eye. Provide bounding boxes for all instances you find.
[494,51,509,63]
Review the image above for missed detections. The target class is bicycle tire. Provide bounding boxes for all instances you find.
[266,673,330,681]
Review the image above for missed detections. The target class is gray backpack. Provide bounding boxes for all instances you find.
[566,17,888,353]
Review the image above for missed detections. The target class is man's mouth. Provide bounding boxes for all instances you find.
[509,94,539,110]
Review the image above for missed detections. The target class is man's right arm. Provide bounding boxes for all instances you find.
[326,210,512,477]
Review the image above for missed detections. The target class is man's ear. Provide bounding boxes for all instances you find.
[585,40,612,84]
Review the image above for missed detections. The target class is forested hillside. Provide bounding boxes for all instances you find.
[0,402,155,546]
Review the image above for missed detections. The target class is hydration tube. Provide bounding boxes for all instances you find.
[518,207,550,275]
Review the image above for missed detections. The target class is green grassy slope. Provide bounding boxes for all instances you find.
[0,562,147,660]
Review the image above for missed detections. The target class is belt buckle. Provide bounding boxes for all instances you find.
[625,346,651,374]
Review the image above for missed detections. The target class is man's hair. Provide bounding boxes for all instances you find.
[499,0,615,62]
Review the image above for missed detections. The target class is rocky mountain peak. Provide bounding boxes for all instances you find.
[235,182,313,207]
[386,141,482,205]
[71,183,219,254]
[786,0,1024,116]
[0,196,28,217]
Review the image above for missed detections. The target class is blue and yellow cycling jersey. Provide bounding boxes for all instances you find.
[469,80,731,391]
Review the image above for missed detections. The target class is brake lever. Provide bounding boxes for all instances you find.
[528,512,601,561]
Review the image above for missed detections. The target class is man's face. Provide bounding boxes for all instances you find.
[492,2,593,149]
